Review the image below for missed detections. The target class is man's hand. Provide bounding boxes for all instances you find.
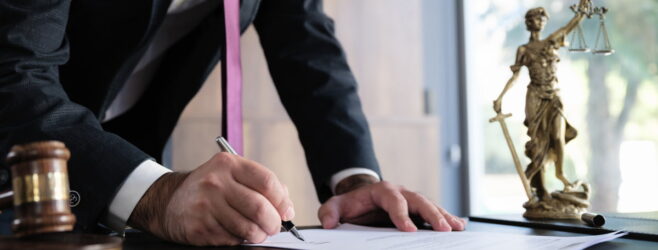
[318,175,465,232]
[128,153,295,246]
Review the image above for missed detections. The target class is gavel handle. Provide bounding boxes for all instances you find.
[0,190,13,210]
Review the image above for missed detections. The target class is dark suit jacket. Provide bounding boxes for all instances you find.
[0,0,379,231]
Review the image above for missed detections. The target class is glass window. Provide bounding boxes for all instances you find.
[464,0,658,215]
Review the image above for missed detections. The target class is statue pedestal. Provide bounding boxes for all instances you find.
[523,187,590,219]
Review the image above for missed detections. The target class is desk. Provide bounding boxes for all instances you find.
[1,220,655,249]
[120,220,658,250]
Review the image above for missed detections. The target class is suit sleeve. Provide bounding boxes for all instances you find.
[253,0,380,202]
[0,0,150,231]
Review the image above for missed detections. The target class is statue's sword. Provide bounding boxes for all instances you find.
[489,112,533,200]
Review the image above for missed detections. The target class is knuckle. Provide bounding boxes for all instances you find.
[390,192,406,202]
[326,195,341,203]
[252,199,270,217]
[378,180,392,188]
[378,181,398,191]
[253,231,268,243]
[199,174,221,189]
[259,170,278,192]
[212,152,234,167]
[192,198,211,211]
[186,223,207,239]
[251,216,278,236]
[249,201,279,235]
[273,190,289,207]
[407,191,424,201]
[265,221,280,235]
[242,223,262,240]
[211,152,228,162]
[251,211,269,227]
[342,204,358,217]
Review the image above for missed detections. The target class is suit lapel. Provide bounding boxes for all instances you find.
[61,0,173,119]
[240,0,262,32]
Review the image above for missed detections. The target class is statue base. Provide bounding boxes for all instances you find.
[522,188,590,220]
[523,200,587,219]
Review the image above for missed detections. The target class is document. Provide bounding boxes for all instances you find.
[247,223,627,250]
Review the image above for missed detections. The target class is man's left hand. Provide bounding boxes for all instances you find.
[318,177,466,232]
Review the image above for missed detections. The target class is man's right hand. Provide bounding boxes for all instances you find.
[128,153,295,246]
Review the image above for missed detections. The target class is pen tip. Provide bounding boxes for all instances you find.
[290,228,305,242]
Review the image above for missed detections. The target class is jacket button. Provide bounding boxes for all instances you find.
[69,190,81,207]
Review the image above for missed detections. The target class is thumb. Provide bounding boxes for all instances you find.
[318,197,341,229]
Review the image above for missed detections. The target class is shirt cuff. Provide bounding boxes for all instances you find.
[104,160,172,232]
[329,168,381,195]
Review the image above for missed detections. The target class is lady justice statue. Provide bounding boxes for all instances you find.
[491,0,611,219]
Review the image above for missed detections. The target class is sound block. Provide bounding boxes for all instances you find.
[0,232,122,250]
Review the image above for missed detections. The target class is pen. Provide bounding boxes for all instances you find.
[215,136,305,242]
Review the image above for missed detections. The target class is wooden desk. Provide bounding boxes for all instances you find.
[120,220,658,249]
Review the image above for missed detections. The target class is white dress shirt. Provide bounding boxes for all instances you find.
[103,0,380,232]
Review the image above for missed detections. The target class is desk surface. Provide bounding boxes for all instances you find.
[120,220,658,250]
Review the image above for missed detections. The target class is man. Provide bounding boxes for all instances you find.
[0,0,465,246]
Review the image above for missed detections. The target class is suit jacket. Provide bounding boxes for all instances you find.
[0,0,379,231]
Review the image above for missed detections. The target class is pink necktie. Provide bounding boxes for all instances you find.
[221,0,243,155]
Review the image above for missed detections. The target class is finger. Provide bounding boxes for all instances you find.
[436,206,465,231]
[231,159,293,220]
[401,190,450,232]
[182,220,212,246]
[211,194,270,244]
[224,181,282,236]
[436,205,465,231]
[318,196,341,229]
[181,213,240,246]
[211,225,243,246]
[283,184,290,196]
[204,216,243,246]
[372,184,416,232]
[281,184,295,220]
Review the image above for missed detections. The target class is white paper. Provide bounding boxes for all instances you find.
[246,224,627,250]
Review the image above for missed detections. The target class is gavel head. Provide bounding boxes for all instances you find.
[5,141,76,236]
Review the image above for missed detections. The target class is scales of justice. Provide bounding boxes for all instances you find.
[491,0,613,219]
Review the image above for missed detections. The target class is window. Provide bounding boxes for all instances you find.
[464,0,658,215]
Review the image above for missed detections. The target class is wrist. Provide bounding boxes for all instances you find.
[128,172,189,234]
[334,174,379,195]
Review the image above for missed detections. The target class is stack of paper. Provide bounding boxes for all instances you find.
[248,223,627,250]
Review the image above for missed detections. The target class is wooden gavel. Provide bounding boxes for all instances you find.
[0,141,76,237]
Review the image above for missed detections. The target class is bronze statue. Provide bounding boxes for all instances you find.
[491,0,608,219]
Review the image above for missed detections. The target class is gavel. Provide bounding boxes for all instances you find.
[0,141,76,237]
[0,141,123,249]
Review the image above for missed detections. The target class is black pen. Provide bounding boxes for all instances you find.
[215,136,305,242]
